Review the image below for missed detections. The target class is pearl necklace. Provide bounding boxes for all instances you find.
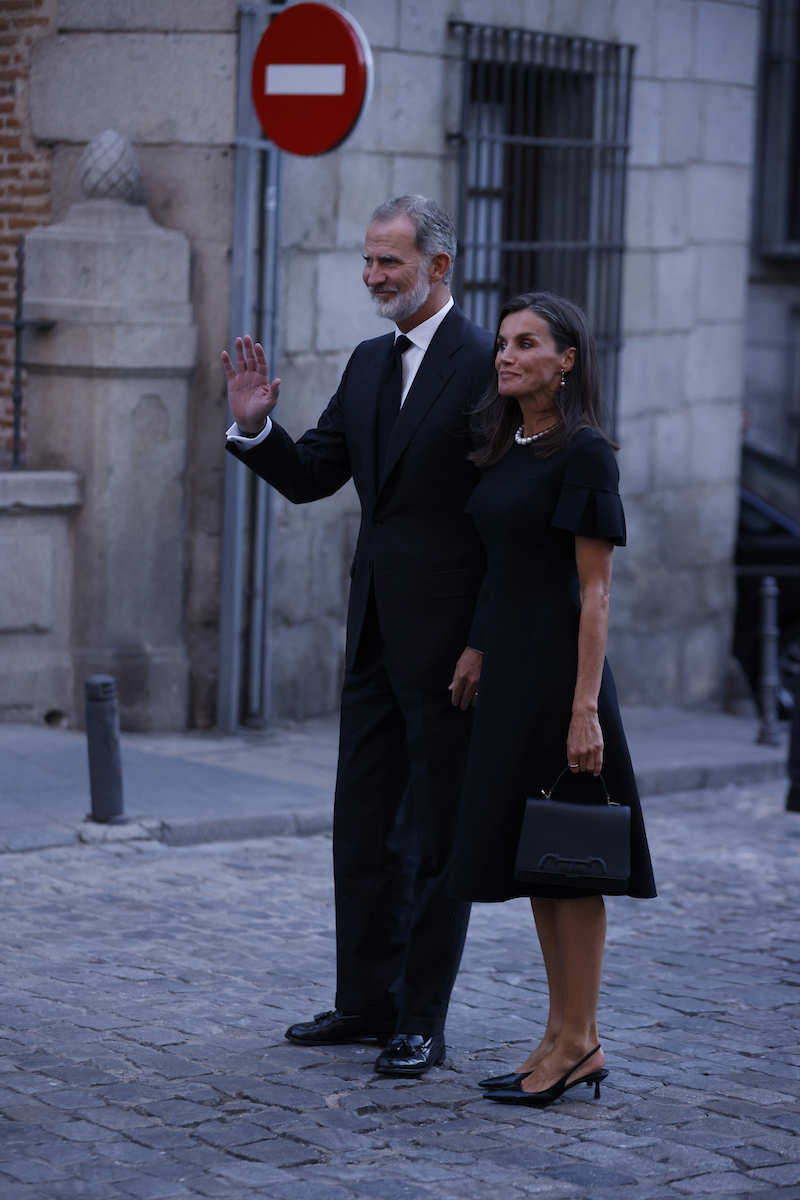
[514,421,558,445]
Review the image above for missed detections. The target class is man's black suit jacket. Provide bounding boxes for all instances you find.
[226,304,494,687]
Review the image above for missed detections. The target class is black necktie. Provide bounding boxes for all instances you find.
[376,334,412,472]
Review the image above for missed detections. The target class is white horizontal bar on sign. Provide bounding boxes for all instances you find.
[265,64,346,95]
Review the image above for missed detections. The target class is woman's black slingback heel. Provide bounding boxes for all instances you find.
[479,1069,534,1090]
[485,1045,607,1106]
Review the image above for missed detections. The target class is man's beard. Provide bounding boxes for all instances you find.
[370,261,431,323]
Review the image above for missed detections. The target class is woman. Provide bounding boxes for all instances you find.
[449,292,656,1107]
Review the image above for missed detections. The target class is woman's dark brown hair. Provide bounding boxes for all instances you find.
[470,291,614,467]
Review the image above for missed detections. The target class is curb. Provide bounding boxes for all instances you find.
[0,809,334,855]
[635,757,787,796]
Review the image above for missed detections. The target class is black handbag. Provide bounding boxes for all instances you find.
[514,767,631,895]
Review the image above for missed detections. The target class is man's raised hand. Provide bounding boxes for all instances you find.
[221,334,281,436]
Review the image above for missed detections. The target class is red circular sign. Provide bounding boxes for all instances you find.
[251,3,372,156]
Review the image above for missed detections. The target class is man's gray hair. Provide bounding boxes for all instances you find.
[370,194,457,284]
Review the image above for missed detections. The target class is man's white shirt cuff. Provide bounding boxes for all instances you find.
[226,417,272,446]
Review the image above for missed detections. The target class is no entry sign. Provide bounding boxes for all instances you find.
[251,3,373,156]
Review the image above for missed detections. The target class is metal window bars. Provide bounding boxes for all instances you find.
[449,21,635,430]
[755,0,800,257]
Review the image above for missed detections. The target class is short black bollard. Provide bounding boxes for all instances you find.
[85,675,126,823]
[787,676,800,813]
[756,575,782,746]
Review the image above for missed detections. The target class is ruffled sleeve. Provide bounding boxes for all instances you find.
[551,432,626,545]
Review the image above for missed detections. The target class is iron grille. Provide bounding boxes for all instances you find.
[755,0,800,257]
[450,21,635,428]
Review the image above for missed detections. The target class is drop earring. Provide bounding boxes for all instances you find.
[560,369,566,388]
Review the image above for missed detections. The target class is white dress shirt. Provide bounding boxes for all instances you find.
[226,295,455,447]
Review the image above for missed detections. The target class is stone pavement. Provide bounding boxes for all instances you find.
[0,706,789,852]
[0,707,796,1198]
[0,778,798,1198]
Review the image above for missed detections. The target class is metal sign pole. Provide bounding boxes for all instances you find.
[217,2,283,732]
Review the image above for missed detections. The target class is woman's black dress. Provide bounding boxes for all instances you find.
[449,428,656,902]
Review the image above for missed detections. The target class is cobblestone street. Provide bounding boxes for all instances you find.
[0,781,798,1199]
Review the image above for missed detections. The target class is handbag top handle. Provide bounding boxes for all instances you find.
[542,767,617,806]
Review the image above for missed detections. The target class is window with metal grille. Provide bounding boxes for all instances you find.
[449,22,635,427]
[755,0,800,257]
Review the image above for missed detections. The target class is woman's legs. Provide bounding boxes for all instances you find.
[513,899,563,1072]
[520,894,607,1091]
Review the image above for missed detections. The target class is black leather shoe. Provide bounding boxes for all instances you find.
[374,1033,445,1076]
[485,1046,607,1106]
[285,1009,392,1046]
[479,1069,533,1090]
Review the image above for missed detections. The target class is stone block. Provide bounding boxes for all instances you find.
[0,472,82,725]
[655,247,695,329]
[271,503,357,627]
[187,235,233,409]
[283,252,319,357]
[0,649,75,724]
[58,0,239,31]
[694,1,760,85]
[0,471,83,512]
[625,169,653,249]
[400,0,459,56]
[272,356,357,443]
[30,34,236,145]
[25,202,192,318]
[653,407,694,490]
[0,533,56,634]
[564,0,617,42]
[609,0,657,77]
[459,0,527,33]
[688,400,743,485]
[269,617,346,719]
[388,157,451,218]
[622,490,678,568]
[660,82,703,164]
[654,0,693,79]
[678,480,739,565]
[695,242,748,322]
[697,560,736,621]
[373,51,448,157]
[688,164,751,242]
[629,80,662,168]
[342,0,399,49]
[680,621,730,705]
[652,168,689,249]
[316,251,386,352]
[622,250,656,333]
[686,320,744,402]
[631,564,702,631]
[336,153,393,248]
[616,416,653,495]
[610,630,681,705]
[137,147,235,245]
[280,155,340,251]
[618,333,689,416]
[701,84,756,165]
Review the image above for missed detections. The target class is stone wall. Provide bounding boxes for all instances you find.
[270,0,760,715]
[0,0,57,463]
[29,0,240,726]
[0,469,82,722]
[613,0,759,704]
[17,0,761,726]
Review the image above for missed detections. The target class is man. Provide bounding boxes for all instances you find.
[223,195,493,1075]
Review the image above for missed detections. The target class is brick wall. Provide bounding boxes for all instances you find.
[0,0,55,466]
